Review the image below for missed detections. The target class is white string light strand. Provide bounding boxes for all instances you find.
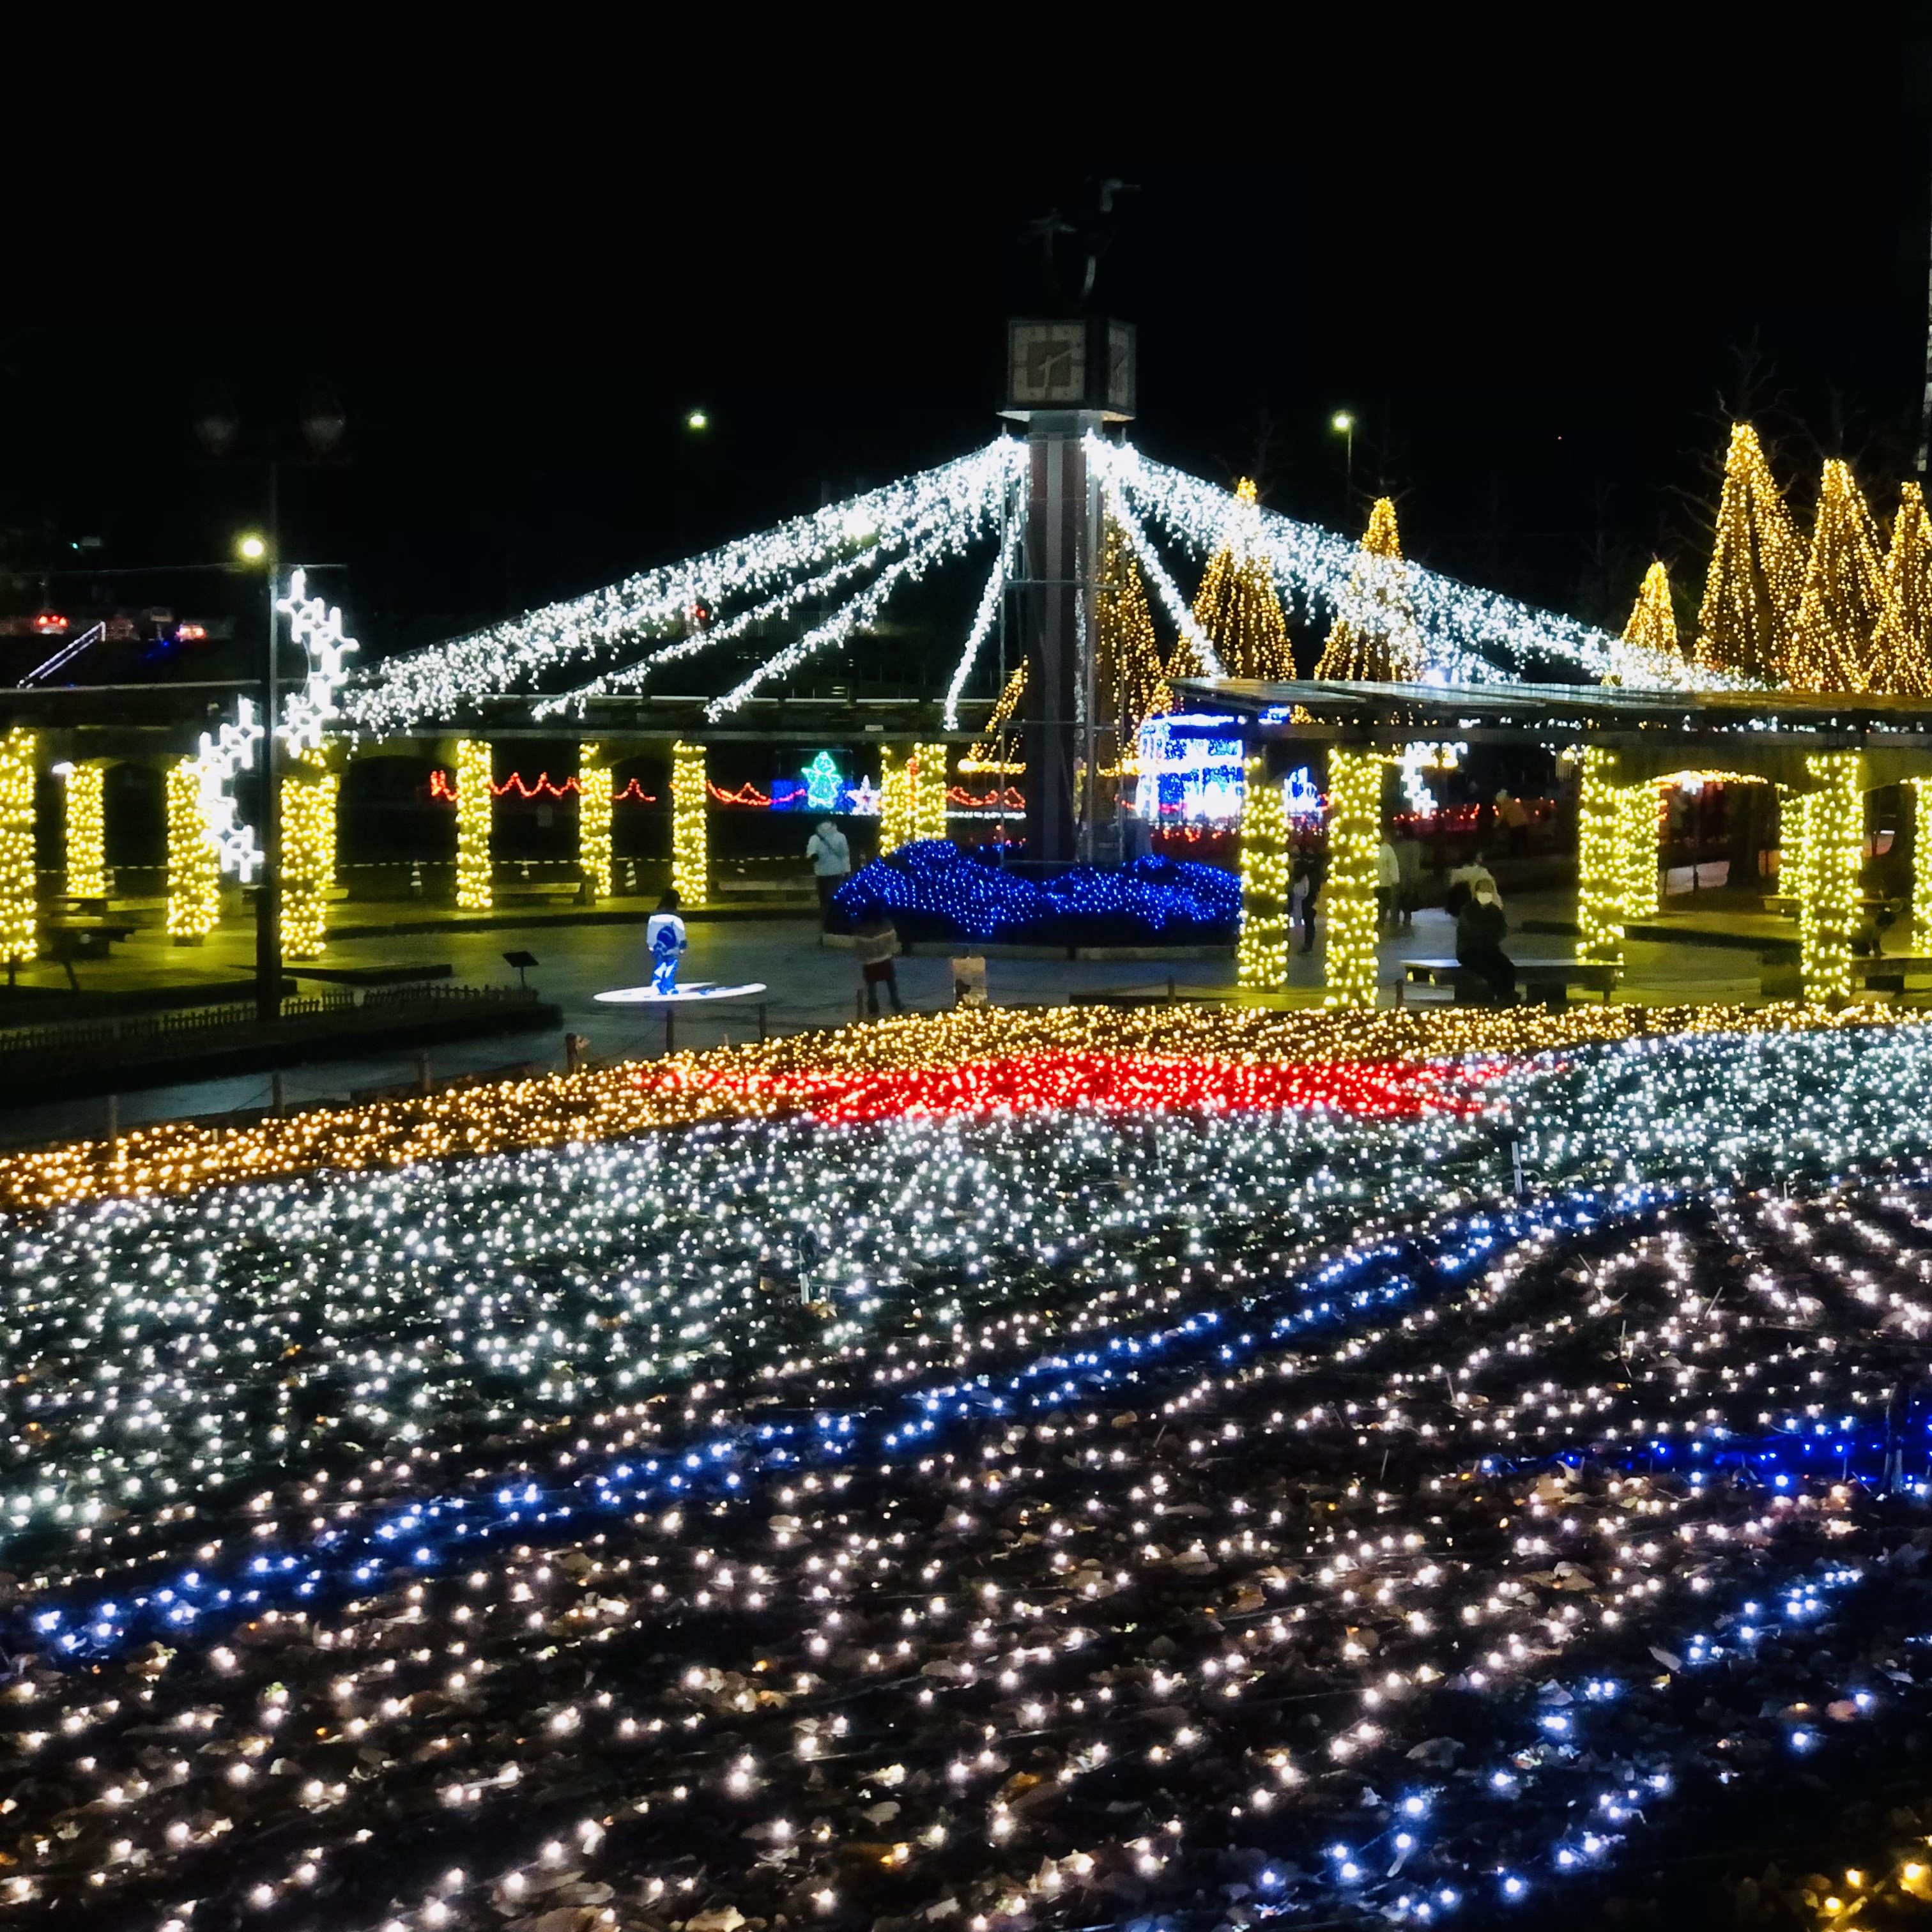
[348,442,1022,733]
[705,514,987,721]
[1087,450,1222,675]
[1106,443,1730,692]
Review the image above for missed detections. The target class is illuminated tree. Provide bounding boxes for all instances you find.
[1619,561,1680,662]
[1787,459,1885,693]
[1096,519,1172,744]
[1694,423,1805,681]
[1193,479,1293,680]
[578,742,614,897]
[0,728,34,968]
[961,664,1025,775]
[1872,480,1932,697]
[1315,498,1422,682]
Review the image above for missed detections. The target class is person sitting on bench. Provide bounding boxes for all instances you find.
[1455,880,1515,1004]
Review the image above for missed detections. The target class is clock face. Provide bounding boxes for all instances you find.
[1009,321,1086,404]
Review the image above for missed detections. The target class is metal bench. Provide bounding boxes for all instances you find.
[1399,956,1619,1009]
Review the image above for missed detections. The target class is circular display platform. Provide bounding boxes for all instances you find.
[594,980,769,1006]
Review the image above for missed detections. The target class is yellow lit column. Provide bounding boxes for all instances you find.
[1913,778,1932,946]
[166,756,220,944]
[0,728,35,969]
[1575,747,1625,969]
[671,741,709,905]
[578,742,613,899]
[1322,747,1383,1010]
[63,762,106,900]
[456,740,493,910]
[280,762,337,960]
[1236,755,1289,990]
[1797,751,1861,1006]
[1619,781,1660,920]
[912,741,949,845]
[878,747,914,855]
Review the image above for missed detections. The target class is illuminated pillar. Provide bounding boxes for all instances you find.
[578,742,613,899]
[1322,747,1383,1011]
[166,755,220,944]
[1236,755,1289,990]
[878,747,914,856]
[1618,781,1660,920]
[671,740,708,905]
[62,762,106,900]
[912,740,949,845]
[1912,778,1932,947]
[1575,747,1625,969]
[456,739,493,911]
[280,765,337,960]
[0,728,34,969]
[1797,751,1861,1006]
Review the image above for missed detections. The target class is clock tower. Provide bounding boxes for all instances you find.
[999,317,1137,867]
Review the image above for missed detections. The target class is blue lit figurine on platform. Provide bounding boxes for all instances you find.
[645,889,687,995]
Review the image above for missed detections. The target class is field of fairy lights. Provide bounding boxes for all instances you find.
[8,1005,1932,1929]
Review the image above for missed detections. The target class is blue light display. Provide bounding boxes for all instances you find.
[830,839,1240,944]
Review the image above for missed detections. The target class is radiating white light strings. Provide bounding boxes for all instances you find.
[344,442,1022,732]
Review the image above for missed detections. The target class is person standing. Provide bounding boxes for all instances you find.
[1393,830,1423,930]
[806,818,851,928]
[854,908,905,1016]
[1296,845,1327,954]
[1376,836,1400,934]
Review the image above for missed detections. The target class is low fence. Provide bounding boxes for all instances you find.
[0,983,540,1064]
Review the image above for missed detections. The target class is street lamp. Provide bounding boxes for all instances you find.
[236,533,267,563]
[1331,411,1356,512]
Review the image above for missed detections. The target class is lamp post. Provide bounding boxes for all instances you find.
[1331,411,1356,516]
[198,387,347,1023]
[236,523,280,1022]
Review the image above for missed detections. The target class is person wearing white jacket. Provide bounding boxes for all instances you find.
[806,819,851,928]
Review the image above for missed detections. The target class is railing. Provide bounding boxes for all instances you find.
[0,984,539,1061]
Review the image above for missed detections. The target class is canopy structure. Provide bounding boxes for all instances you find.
[1179,677,1932,786]
[1176,674,1932,1015]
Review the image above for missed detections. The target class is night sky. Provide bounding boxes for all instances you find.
[5,27,1928,672]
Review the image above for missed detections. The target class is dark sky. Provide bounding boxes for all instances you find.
[6,24,1929,666]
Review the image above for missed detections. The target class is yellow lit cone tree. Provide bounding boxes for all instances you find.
[1873,480,1932,698]
[1192,479,1294,680]
[1315,497,1423,682]
[1694,423,1805,682]
[1788,459,1886,693]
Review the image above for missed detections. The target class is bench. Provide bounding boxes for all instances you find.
[33,919,138,988]
[1763,894,1903,919]
[1399,956,1620,1009]
[1851,955,1932,996]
